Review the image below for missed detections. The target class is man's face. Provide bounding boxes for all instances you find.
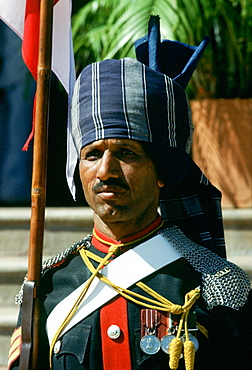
[79,138,164,229]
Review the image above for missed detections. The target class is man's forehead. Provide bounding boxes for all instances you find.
[82,138,144,150]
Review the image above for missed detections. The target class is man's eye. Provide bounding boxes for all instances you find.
[119,148,135,156]
[84,150,101,160]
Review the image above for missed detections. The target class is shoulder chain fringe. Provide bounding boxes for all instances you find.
[15,235,92,306]
[159,227,251,310]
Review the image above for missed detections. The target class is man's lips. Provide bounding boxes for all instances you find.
[93,180,129,200]
[95,186,127,200]
[96,185,126,193]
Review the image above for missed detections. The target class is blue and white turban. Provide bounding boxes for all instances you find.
[71,57,193,156]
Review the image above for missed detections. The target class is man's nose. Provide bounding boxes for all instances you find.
[96,151,120,180]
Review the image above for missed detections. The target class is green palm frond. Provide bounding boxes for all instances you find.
[72,0,179,71]
[72,0,252,98]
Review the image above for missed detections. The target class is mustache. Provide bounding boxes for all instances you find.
[93,178,130,192]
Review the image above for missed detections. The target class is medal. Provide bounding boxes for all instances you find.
[140,309,160,355]
[160,312,178,354]
[182,333,199,351]
[160,334,176,354]
[140,333,161,355]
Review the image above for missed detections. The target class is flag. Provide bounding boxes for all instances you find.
[0,0,76,148]
[0,0,75,93]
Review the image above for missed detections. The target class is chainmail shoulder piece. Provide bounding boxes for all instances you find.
[15,235,92,306]
[42,234,92,271]
[159,226,251,310]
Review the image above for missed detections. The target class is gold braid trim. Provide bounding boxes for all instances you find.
[169,290,201,370]
[169,337,183,369]
[184,340,196,370]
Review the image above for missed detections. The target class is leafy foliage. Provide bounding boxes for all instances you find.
[72,0,177,73]
[72,0,252,98]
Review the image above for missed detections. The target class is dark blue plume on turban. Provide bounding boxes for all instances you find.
[135,15,210,89]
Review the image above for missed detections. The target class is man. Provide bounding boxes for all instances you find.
[9,17,252,370]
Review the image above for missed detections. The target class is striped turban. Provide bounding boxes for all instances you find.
[71,57,193,157]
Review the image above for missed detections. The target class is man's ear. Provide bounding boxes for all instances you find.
[157,178,165,188]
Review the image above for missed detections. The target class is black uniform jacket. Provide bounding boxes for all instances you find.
[12,243,252,370]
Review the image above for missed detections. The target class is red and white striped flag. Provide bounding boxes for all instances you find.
[0,0,76,148]
[0,0,75,92]
[0,0,77,196]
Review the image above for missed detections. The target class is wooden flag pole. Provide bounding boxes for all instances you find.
[19,0,54,368]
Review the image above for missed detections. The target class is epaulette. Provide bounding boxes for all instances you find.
[15,234,92,306]
[160,226,251,310]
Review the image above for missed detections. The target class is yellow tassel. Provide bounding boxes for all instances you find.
[184,340,195,370]
[169,337,183,370]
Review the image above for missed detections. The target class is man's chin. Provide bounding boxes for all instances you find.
[93,203,129,222]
